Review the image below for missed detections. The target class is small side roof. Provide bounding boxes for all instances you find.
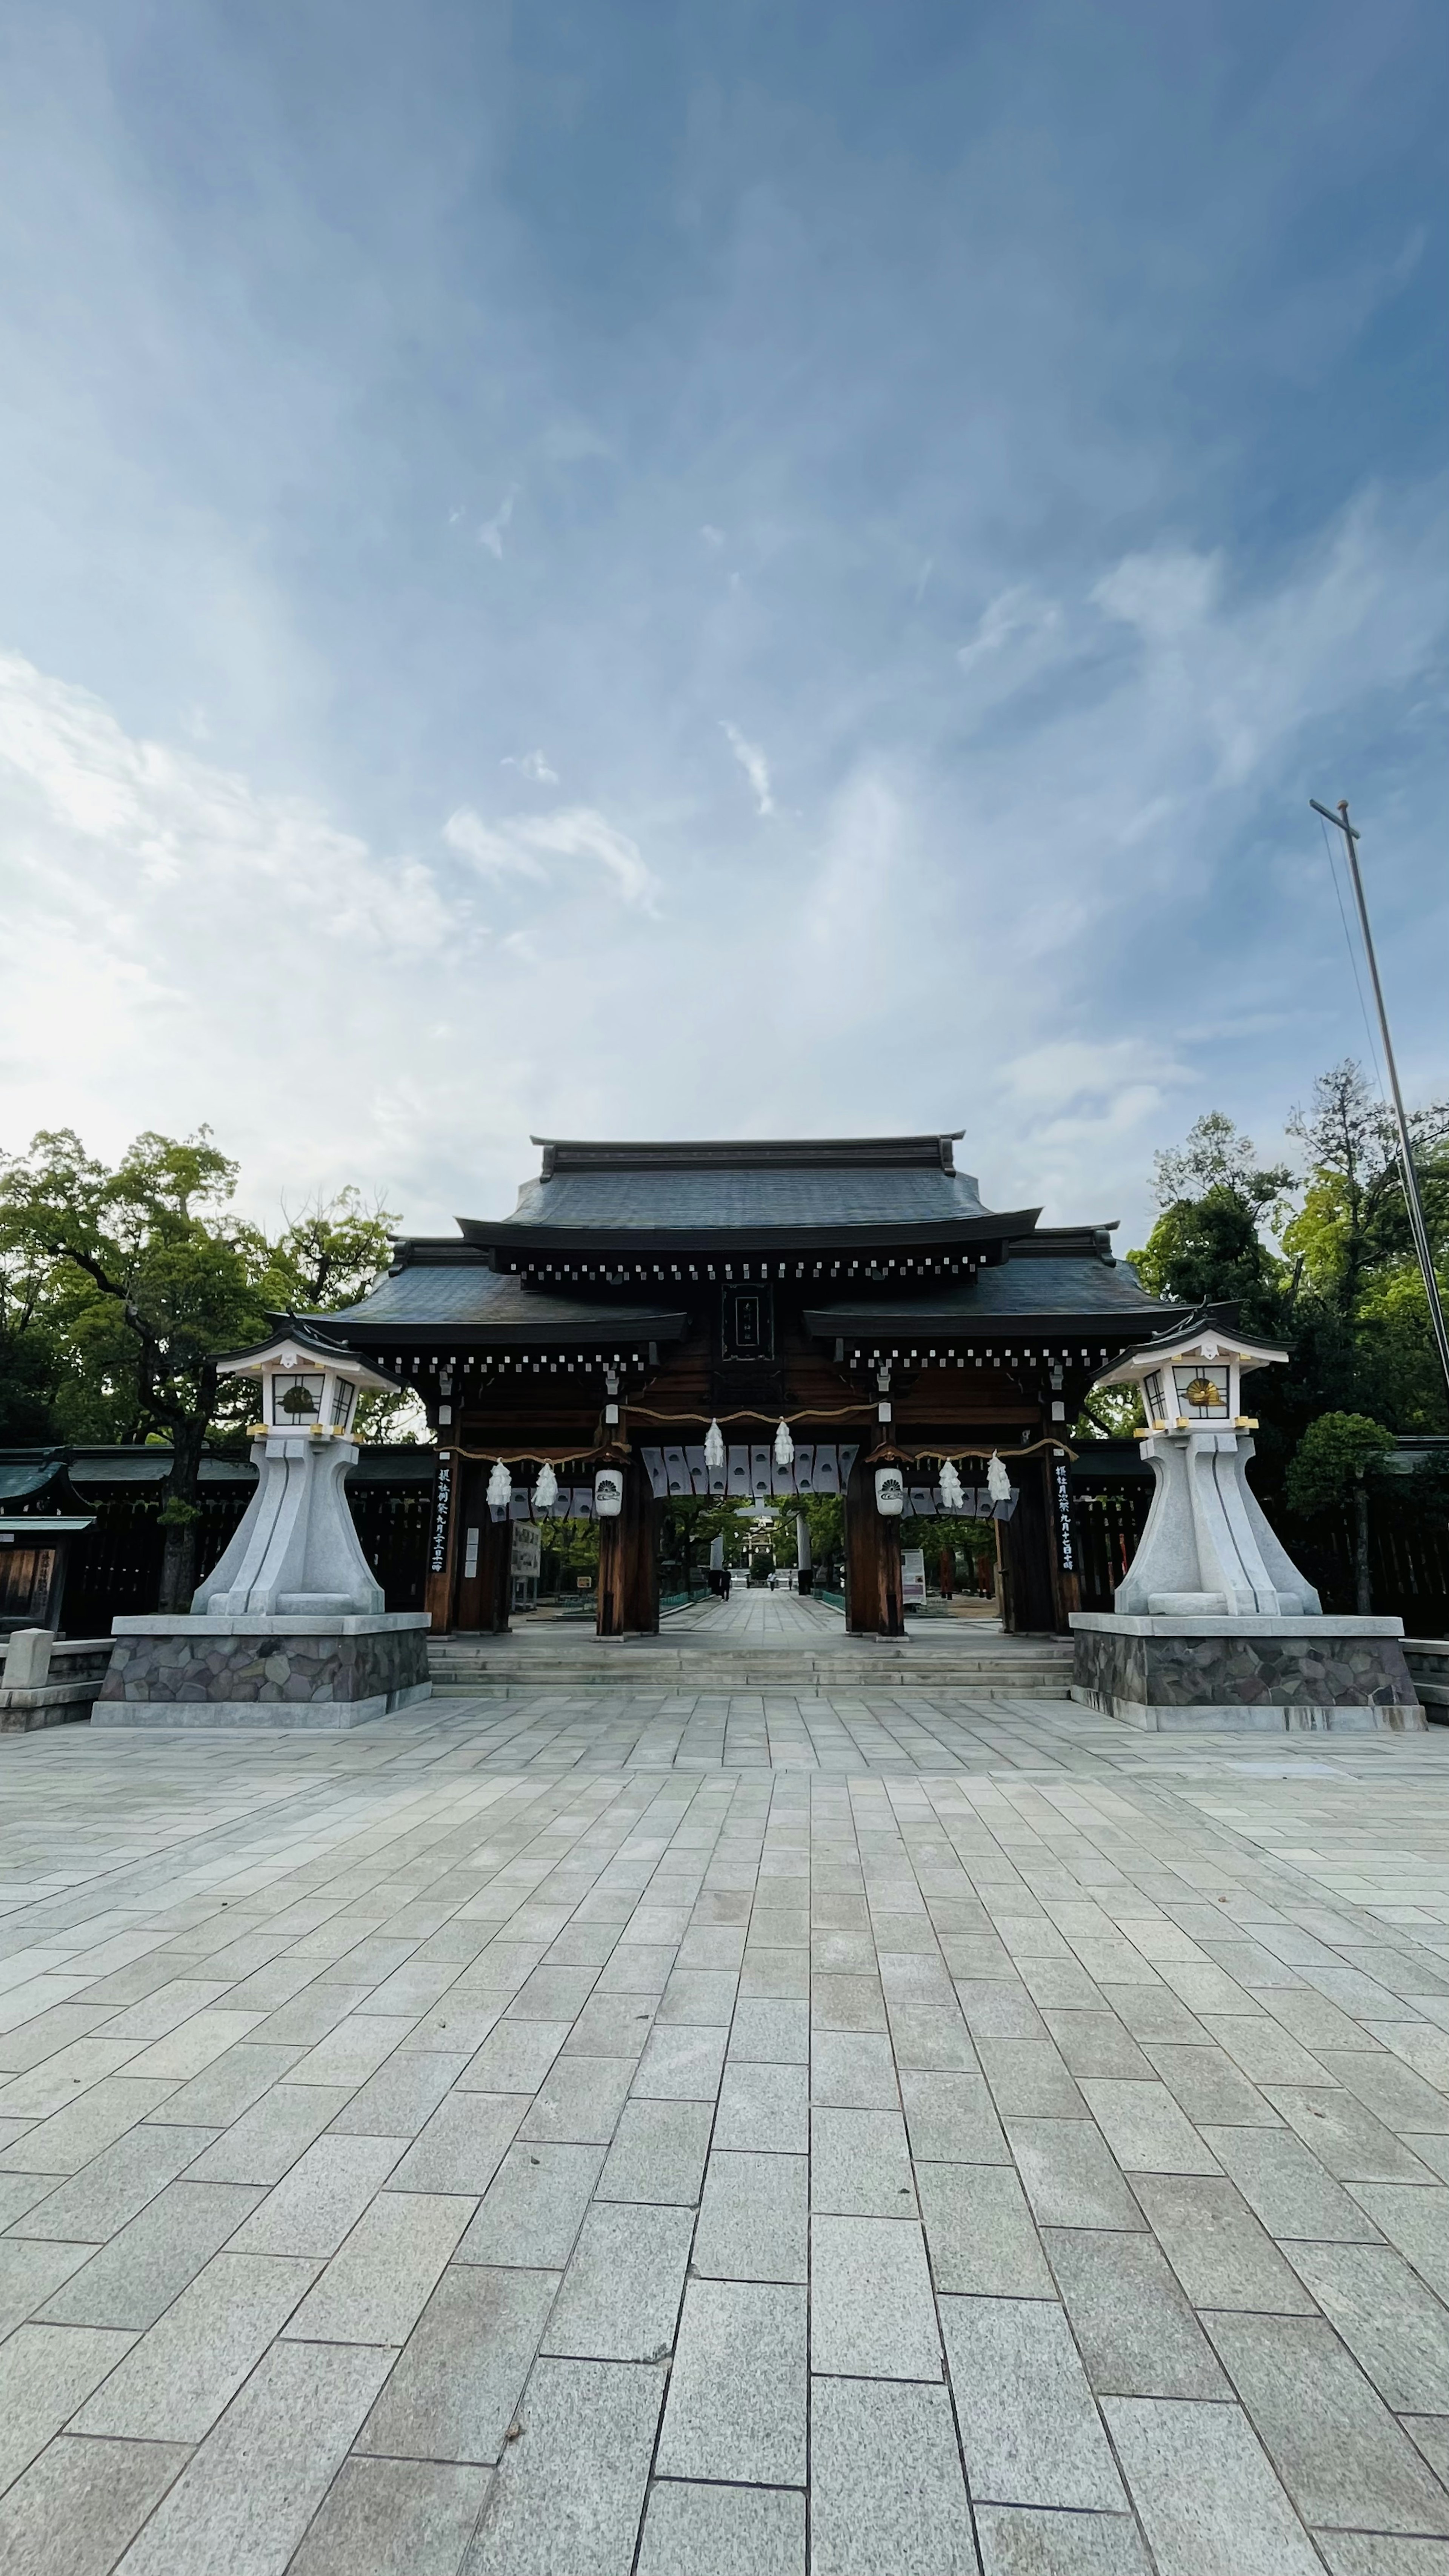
[1092,1309,1287,1388]
[214,1319,400,1394]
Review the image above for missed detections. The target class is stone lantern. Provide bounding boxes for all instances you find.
[94,1323,432,1729]
[1069,1314,1421,1731]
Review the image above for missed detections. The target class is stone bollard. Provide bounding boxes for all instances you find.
[3,1629,53,1689]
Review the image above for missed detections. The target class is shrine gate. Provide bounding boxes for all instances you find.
[320,1133,1177,1639]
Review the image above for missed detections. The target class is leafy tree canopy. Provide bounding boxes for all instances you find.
[1284,1412,1395,1517]
[0,1127,407,1604]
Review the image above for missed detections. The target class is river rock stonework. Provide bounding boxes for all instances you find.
[1071,1614,1424,1732]
[95,1614,431,1729]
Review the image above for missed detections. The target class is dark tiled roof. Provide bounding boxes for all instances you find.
[321,1265,686,1345]
[479,1133,994,1239]
[805,1254,1177,1337]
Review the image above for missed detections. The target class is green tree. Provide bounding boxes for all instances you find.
[1130,1113,1292,1343]
[1284,1411,1395,1614]
[0,1136,406,1607]
[0,1130,267,1606]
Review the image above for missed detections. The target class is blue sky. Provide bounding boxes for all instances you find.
[0,0,1444,1242]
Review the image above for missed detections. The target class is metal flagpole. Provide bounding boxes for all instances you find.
[1310,796,1449,1403]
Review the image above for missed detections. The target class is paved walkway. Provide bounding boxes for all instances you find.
[1,1695,1448,2574]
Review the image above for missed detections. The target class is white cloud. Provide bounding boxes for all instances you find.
[477,487,519,557]
[444,800,658,908]
[442,806,548,883]
[720,719,774,816]
[501,749,560,784]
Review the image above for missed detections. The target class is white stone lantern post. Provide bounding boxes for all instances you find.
[1069,1315,1422,1731]
[94,1323,432,1729]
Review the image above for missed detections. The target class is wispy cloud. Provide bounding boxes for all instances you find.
[444,801,658,907]
[501,749,559,784]
[720,720,774,816]
[477,487,519,558]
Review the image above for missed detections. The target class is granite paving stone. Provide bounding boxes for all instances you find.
[458,2139,605,2264]
[596,2097,712,2204]
[809,2376,975,2576]
[358,2263,561,2463]
[1203,2309,1449,2535]
[899,2067,1009,2163]
[541,2199,692,2359]
[713,2058,809,2151]
[518,2055,634,2145]
[37,2177,261,2329]
[389,2092,528,2190]
[288,2457,492,2576]
[974,2506,1153,2574]
[1348,2184,1449,2300]
[1200,2123,1387,2240]
[634,2478,806,2576]
[693,2147,809,2280]
[1130,2172,1319,2311]
[464,2355,665,2576]
[0,2324,137,2498]
[72,2250,321,2441]
[184,2083,353,2184]
[111,2336,392,2576]
[811,2215,940,2378]
[1006,2115,1145,2229]
[941,2293,1124,2510]
[326,2046,469,2136]
[916,2159,1053,2296]
[281,2187,474,2345]
[630,2023,729,2100]
[656,2278,808,2484]
[1285,2243,1449,2412]
[229,2133,408,2255]
[1264,2086,1440,2183]
[1044,2225,1229,2398]
[1104,2393,1335,2576]
[0,2237,94,2339]
[7,2122,217,2241]
[811,2105,915,2216]
[0,2433,191,2576]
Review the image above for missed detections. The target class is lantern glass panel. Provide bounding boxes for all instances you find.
[272,1371,325,1425]
[1173,1362,1230,1420]
[329,1377,356,1429]
[1143,1370,1165,1422]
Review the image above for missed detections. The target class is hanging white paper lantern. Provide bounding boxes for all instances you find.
[874,1465,905,1516]
[938,1457,965,1513]
[986,1453,1012,1505]
[486,1459,512,1511]
[703,1419,726,1470]
[532,1461,559,1515]
[774,1418,794,1468]
[594,1466,624,1519]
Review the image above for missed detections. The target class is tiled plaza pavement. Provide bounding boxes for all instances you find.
[2,1691,1449,2573]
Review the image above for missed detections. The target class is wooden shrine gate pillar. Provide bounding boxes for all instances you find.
[844,1446,906,1638]
[597,1455,659,1637]
[1001,1453,1065,1635]
[451,1460,512,1634]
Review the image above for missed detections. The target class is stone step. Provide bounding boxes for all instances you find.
[427,1640,1074,1696]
